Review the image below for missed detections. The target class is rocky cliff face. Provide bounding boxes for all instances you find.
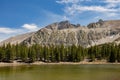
[0,20,120,47]
[21,20,120,47]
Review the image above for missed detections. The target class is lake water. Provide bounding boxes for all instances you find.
[0,64,120,80]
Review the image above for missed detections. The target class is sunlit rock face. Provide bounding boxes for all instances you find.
[1,20,120,47]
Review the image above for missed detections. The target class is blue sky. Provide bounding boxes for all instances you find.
[0,0,120,41]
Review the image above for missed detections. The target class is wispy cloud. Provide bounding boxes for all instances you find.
[56,0,80,4]
[41,10,70,25]
[0,24,39,34]
[56,0,91,4]
[105,0,120,3]
[56,0,120,24]
[22,24,39,31]
[0,23,40,42]
[65,4,117,15]
[0,27,23,41]
[104,0,120,8]
[0,27,17,34]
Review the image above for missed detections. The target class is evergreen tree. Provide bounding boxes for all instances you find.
[108,44,116,63]
[0,48,3,61]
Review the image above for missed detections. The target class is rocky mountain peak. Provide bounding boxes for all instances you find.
[87,19,120,29]
[45,22,58,30]
[58,20,75,30]
[45,20,80,30]
[59,20,70,24]
[0,20,120,47]
[87,19,105,28]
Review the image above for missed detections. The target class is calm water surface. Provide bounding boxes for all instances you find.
[0,64,120,80]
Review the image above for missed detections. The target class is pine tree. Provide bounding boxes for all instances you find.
[108,44,116,63]
[0,48,3,61]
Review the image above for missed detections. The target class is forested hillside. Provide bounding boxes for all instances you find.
[0,43,120,63]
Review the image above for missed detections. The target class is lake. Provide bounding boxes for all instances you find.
[0,64,120,80]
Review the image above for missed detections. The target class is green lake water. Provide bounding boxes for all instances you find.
[0,64,120,80]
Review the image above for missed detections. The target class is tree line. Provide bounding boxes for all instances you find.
[0,43,120,63]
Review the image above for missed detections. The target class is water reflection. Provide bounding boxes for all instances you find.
[0,64,120,80]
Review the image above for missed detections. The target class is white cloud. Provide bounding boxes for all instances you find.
[0,24,39,35]
[56,0,91,4]
[0,23,40,42]
[56,0,120,23]
[65,4,117,15]
[64,1,118,15]
[0,34,14,42]
[22,24,38,31]
[79,6,116,12]
[56,0,79,4]
[104,0,120,8]
[0,27,24,42]
[105,0,120,3]
[0,27,18,34]
[106,12,119,17]
[63,16,69,20]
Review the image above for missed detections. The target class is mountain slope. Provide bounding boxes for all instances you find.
[0,32,35,46]
[22,20,120,47]
[0,20,120,47]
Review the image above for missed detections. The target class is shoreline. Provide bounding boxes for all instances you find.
[0,61,120,67]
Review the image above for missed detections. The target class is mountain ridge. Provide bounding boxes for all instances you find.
[0,20,120,47]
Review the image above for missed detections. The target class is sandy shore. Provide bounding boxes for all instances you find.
[32,61,120,65]
[0,61,120,67]
[0,62,27,67]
